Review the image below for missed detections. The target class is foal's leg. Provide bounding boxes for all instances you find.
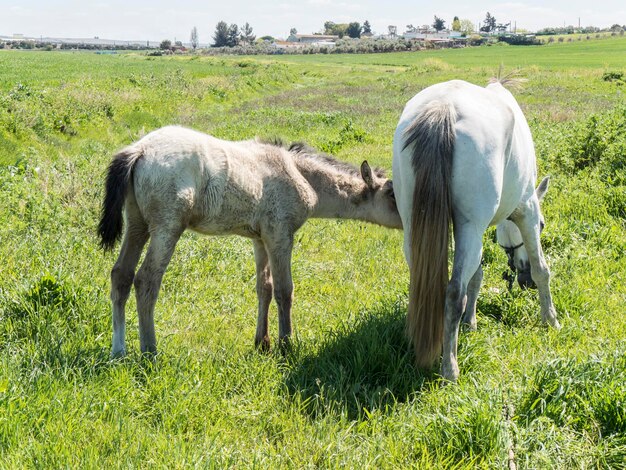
[265,236,294,351]
[461,263,483,331]
[133,228,182,355]
[253,239,273,351]
[110,215,149,357]
[441,223,483,382]
[512,203,560,329]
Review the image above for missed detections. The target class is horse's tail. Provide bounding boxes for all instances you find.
[402,100,456,369]
[98,146,144,251]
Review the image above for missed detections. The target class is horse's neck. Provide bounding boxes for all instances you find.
[294,159,365,220]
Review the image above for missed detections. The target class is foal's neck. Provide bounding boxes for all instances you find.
[294,157,368,221]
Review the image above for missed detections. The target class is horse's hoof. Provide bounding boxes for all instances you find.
[547,317,561,329]
[461,320,477,332]
[440,363,459,384]
[542,310,561,329]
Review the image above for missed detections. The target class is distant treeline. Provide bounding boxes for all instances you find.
[535,24,625,35]
[0,41,148,51]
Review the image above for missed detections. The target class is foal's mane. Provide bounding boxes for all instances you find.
[259,137,386,178]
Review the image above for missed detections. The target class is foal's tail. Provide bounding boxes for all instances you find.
[402,100,456,369]
[98,146,144,251]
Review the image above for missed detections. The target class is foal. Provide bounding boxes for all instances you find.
[99,126,402,357]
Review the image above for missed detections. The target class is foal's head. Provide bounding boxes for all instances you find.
[496,176,550,290]
[357,161,403,229]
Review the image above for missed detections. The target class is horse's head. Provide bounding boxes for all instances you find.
[359,161,403,229]
[496,176,550,290]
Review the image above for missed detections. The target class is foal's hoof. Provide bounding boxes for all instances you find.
[255,336,271,353]
[278,336,292,356]
[110,349,126,360]
[140,348,158,365]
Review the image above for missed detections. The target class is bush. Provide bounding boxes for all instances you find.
[602,71,624,83]
[541,105,626,185]
[498,35,542,46]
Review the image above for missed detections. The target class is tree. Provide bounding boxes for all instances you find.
[388,25,397,38]
[346,22,362,38]
[480,12,496,33]
[406,24,417,33]
[496,22,511,33]
[159,39,172,50]
[324,21,348,37]
[452,16,461,32]
[240,22,255,44]
[289,27,297,36]
[459,19,475,36]
[432,16,446,32]
[227,24,240,47]
[190,26,199,49]
[363,20,372,35]
[212,21,229,47]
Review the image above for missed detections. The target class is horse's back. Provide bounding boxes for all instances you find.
[393,80,534,229]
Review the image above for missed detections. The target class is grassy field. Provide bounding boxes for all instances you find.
[1,37,625,468]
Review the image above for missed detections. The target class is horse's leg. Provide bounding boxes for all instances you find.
[133,228,182,355]
[253,239,273,351]
[110,213,148,357]
[461,263,483,331]
[265,236,294,352]
[512,204,560,329]
[441,223,483,382]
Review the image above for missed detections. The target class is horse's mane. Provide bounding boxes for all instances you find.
[258,137,386,178]
[489,66,528,90]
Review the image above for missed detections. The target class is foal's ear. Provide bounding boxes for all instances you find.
[536,176,550,201]
[360,161,375,189]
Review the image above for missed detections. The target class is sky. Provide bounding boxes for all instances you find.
[2,1,624,43]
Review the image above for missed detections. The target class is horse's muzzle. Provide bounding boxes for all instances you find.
[517,269,536,290]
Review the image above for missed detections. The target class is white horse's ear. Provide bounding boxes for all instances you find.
[360,161,374,188]
[536,176,550,201]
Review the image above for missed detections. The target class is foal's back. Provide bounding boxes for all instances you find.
[129,126,314,237]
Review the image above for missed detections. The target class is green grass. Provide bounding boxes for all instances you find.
[269,34,626,69]
[1,37,626,468]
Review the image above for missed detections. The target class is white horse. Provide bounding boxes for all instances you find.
[98,126,402,357]
[392,79,560,382]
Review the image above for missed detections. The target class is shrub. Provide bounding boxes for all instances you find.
[498,35,542,46]
[602,71,624,83]
[541,105,626,180]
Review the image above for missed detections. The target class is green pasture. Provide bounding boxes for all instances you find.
[1,37,625,468]
[270,34,626,69]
